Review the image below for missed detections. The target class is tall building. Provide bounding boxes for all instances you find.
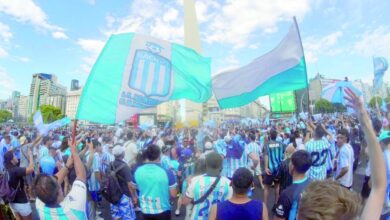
[17,95,29,121]
[70,79,80,91]
[10,91,21,117]
[65,88,82,119]
[28,73,67,115]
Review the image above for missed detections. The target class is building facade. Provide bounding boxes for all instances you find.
[28,73,67,115]
[17,95,29,121]
[65,88,82,119]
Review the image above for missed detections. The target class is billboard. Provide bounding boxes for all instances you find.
[270,91,296,113]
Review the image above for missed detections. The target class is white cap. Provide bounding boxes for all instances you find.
[204,142,213,150]
[224,135,232,142]
[112,145,125,156]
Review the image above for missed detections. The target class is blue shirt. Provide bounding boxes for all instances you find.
[132,163,177,214]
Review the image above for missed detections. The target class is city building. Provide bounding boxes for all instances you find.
[70,79,80,91]
[65,88,82,119]
[28,73,67,115]
[308,73,341,102]
[17,95,29,121]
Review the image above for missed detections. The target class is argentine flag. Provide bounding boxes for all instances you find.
[212,18,307,109]
[77,33,211,124]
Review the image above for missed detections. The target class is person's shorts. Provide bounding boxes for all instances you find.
[9,202,32,217]
[262,173,280,186]
[111,194,136,220]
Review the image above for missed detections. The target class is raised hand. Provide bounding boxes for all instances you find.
[344,88,363,111]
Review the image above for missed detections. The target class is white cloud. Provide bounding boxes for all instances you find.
[18,57,30,62]
[353,26,390,58]
[303,31,343,63]
[0,0,66,38]
[0,22,12,42]
[203,0,311,48]
[0,68,16,99]
[0,46,8,58]
[52,31,69,40]
[103,0,183,43]
[194,0,220,23]
[163,8,179,22]
[77,39,105,74]
[87,0,96,5]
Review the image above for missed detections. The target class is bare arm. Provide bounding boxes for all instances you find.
[345,89,386,220]
[208,204,217,220]
[55,155,73,185]
[263,202,269,220]
[25,148,34,175]
[69,139,87,183]
[248,152,259,169]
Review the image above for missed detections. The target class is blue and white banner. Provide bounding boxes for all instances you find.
[33,111,70,136]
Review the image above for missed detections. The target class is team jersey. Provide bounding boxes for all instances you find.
[38,145,49,161]
[132,163,177,214]
[225,143,248,179]
[246,142,261,171]
[185,175,232,220]
[274,177,310,220]
[305,138,330,180]
[214,139,228,177]
[179,160,196,180]
[264,141,285,174]
[384,149,390,211]
[36,180,87,220]
[85,151,101,192]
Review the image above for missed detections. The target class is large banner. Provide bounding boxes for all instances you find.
[270,91,296,113]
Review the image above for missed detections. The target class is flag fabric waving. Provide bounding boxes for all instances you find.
[373,57,388,93]
[212,17,307,109]
[76,33,211,124]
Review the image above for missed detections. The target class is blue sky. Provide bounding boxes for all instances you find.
[0,0,389,99]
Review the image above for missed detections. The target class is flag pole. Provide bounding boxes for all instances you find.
[293,16,310,115]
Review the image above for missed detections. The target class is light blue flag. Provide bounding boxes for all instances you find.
[373,57,388,93]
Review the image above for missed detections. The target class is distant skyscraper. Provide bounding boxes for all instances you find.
[28,73,67,115]
[70,79,80,91]
[65,87,83,119]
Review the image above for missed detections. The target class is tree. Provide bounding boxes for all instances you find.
[0,110,12,123]
[314,99,333,113]
[369,96,382,108]
[333,103,346,113]
[30,105,64,124]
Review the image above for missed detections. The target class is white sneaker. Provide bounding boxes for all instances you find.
[175,209,180,216]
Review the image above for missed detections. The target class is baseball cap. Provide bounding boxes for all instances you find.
[204,142,213,150]
[40,156,56,175]
[112,145,125,156]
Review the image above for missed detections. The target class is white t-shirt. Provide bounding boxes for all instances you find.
[124,141,138,165]
[336,144,354,187]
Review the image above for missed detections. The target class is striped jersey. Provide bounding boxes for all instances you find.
[214,139,227,177]
[35,180,87,219]
[305,138,330,180]
[185,175,232,220]
[246,141,261,169]
[85,151,101,191]
[179,160,196,180]
[99,151,114,174]
[225,149,247,178]
[264,141,285,174]
[132,163,177,214]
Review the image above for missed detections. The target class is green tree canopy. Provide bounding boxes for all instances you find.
[32,105,64,123]
[0,110,12,123]
[314,99,334,113]
[369,96,382,108]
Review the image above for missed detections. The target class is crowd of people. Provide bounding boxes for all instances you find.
[0,89,388,220]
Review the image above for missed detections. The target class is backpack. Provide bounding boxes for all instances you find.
[0,171,20,203]
[101,162,127,205]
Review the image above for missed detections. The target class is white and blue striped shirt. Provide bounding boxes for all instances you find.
[185,175,232,220]
[35,180,87,219]
[305,138,330,180]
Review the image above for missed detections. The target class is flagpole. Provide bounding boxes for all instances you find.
[293,16,311,115]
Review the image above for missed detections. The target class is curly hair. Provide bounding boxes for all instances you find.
[298,180,362,220]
